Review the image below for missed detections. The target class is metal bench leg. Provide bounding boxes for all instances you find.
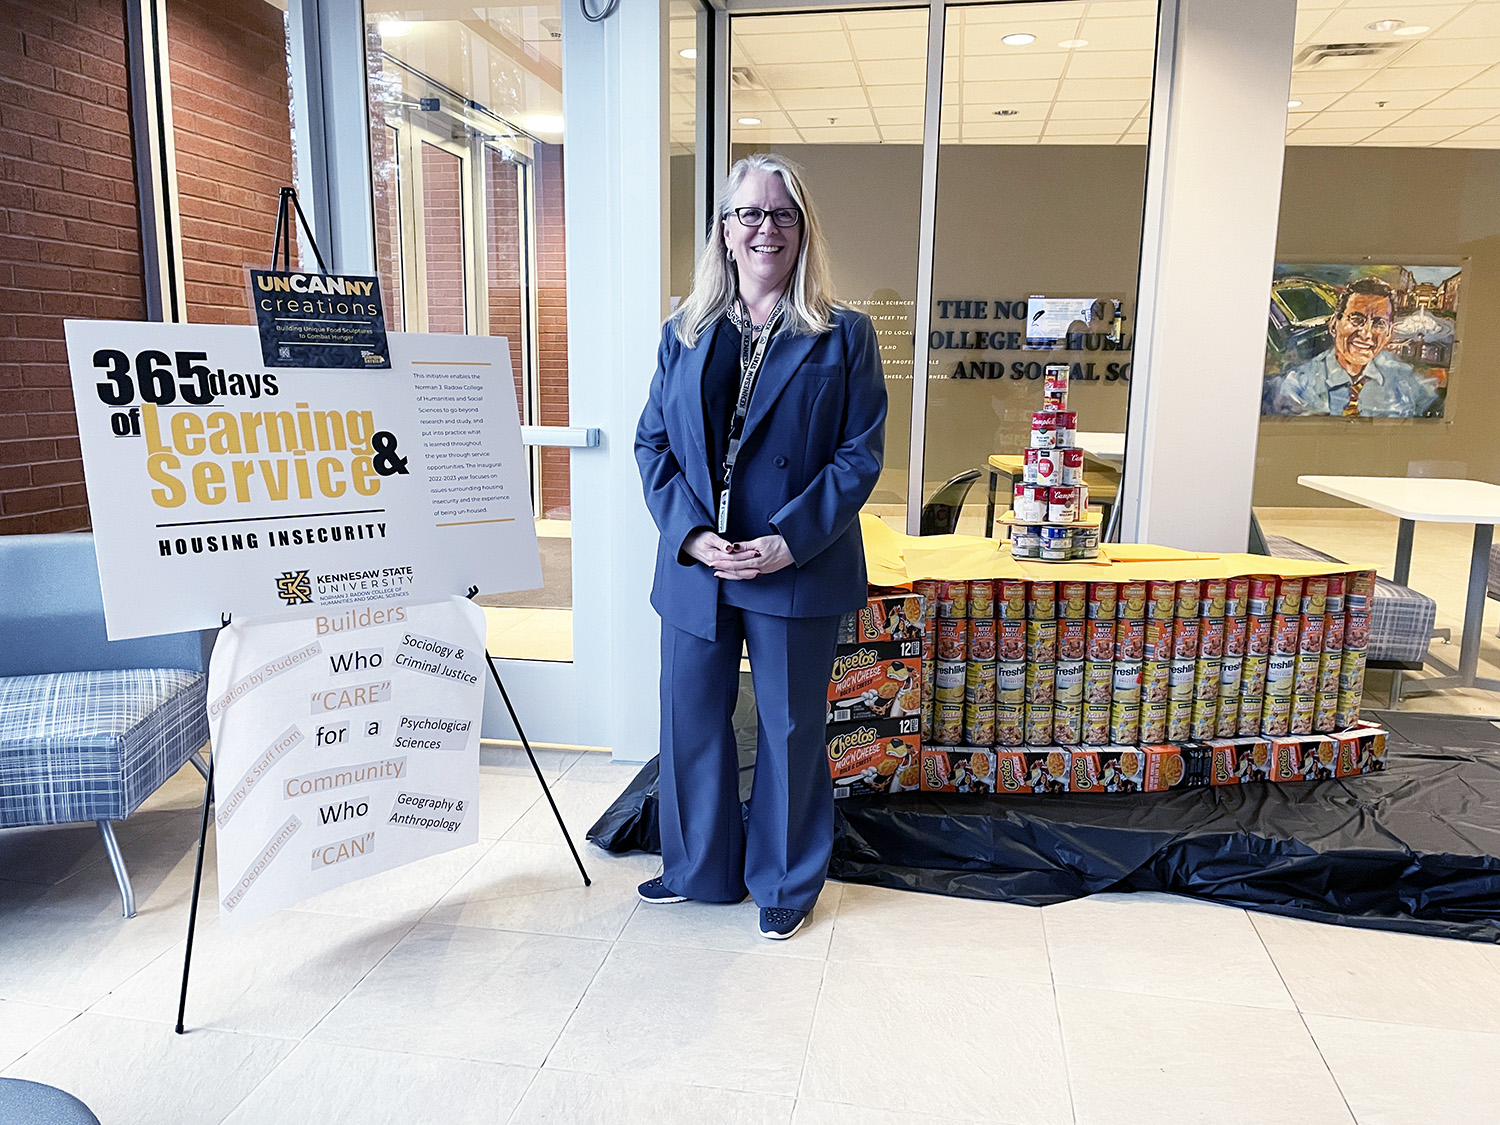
[97,820,135,918]
[187,750,209,780]
[1387,669,1404,711]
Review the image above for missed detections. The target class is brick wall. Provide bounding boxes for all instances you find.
[485,149,526,420]
[0,0,143,534]
[535,144,569,518]
[421,141,466,334]
[167,0,296,323]
[372,119,404,331]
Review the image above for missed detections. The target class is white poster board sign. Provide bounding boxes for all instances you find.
[62,322,541,639]
[208,596,486,930]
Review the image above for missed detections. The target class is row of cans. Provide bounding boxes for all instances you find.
[1030,409,1078,450]
[1010,523,1101,561]
[1021,446,1084,487]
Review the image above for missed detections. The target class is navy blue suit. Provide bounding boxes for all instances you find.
[635,307,887,909]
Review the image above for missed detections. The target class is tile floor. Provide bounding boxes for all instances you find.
[5,745,1500,1124]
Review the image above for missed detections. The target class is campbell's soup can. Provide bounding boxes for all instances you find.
[1048,486,1080,523]
[1028,581,1057,620]
[936,580,968,619]
[1015,484,1048,522]
[1042,370,1069,410]
[1088,582,1118,620]
[1032,449,1061,486]
[968,579,994,619]
[1058,448,1084,487]
[1054,410,1077,447]
[1031,411,1060,449]
[1023,446,1041,485]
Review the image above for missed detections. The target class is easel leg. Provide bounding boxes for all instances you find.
[176,753,214,1035]
[484,651,591,887]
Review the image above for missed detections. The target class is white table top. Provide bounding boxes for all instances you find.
[1297,475,1500,524]
[1075,431,1125,464]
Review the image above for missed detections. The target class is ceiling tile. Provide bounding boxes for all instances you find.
[793,124,882,143]
[1293,10,1335,45]
[873,105,924,127]
[962,21,1083,56]
[952,78,1063,104]
[1074,15,1159,50]
[847,27,928,61]
[1423,86,1500,110]
[1289,70,1377,94]
[1364,124,1465,143]
[752,61,862,90]
[1301,8,1465,43]
[1055,76,1153,100]
[958,5,1081,29]
[1048,99,1145,120]
[787,106,875,129]
[1090,1,1158,18]
[865,84,927,109]
[878,124,924,143]
[1448,122,1500,140]
[1464,64,1500,88]
[959,101,1050,124]
[845,10,927,32]
[734,30,850,67]
[960,52,1070,83]
[1301,108,1408,129]
[1045,118,1129,134]
[1038,133,1122,145]
[861,57,928,85]
[1286,127,1378,144]
[1359,64,1488,90]
[1438,6,1500,38]
[728,90,781,113]
[1324,88,1437,111]
[1389,37,1500,68]
[1398,105,1496,126]
[735,128,804,145]
[731,13,843,36]
[1432,136,1500,147]
[771,87,869,112]
[1284,91,1345,111]
[729,110,793,131]
[1062,49,1156,79]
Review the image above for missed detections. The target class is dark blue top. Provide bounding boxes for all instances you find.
[701,318,743,488]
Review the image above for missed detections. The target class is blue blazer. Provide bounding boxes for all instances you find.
[635,306,888,642]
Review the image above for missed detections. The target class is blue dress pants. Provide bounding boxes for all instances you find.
[658,602,840,911]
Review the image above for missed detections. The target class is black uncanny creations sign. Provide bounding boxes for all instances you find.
[249,269,391,370]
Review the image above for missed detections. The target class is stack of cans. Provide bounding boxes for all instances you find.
[1008,367,1099,562]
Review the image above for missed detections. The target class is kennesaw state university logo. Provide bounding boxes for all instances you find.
[275,570,313,605]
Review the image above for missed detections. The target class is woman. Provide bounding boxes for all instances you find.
[634,154,887,940]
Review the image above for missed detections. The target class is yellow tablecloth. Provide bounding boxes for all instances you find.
[860,513,1375,586]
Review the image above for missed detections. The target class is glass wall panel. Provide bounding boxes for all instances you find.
[727,7,930,530]
[669,1,701,303]
[1253,1,1500,670]
[925,0,1157,539]
[366,5,572,658]
[166,0,297,322]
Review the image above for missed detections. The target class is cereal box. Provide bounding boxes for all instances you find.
[920,747,997,793]
[1136,745,1194,791]
[1069,751,1106,794]
[993,750,1071,794]
[888,753,923,793]
[1098,746,1146,792]
[1206,736,1270,784]
[1267,736,1328,783]
[828,640,925,722]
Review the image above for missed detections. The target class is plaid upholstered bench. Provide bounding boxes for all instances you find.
[0,533,212,917]
[1262,534,1437,706]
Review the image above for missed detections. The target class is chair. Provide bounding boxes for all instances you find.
[920,470,981,535]
[0,533,213,917]
[0,1079,101,1124]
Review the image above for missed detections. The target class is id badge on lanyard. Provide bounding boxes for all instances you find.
[717,296,784,534]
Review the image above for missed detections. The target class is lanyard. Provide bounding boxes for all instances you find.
[717,293,785,534]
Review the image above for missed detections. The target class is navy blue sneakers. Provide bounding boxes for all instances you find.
[637,877,688,904]
[758,907,808,940]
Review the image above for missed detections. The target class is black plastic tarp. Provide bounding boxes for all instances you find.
[587,713,1500,942]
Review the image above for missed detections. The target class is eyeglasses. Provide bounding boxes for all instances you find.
[729,206,801,228]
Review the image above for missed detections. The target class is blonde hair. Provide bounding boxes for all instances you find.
[672,154,837,347]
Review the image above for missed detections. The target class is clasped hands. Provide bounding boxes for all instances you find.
[685,529,793,580]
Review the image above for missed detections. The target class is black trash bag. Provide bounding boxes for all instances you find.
[587,756,661,853]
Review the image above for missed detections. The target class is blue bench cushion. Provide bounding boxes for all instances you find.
[0,669,208,828]
[1261,535,1437,666]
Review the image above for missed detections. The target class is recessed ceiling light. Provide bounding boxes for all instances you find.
[378,19,410,37]
[737,117,761,126]
[679,47,697,59]
[525,114,564,135]
[1001,33,1036,46]
[993,109,1019,117]
[1366,19,1404,32]
[1058,38,1089,49]
[1392,24,1429,36]
[1287,99,1303,109]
